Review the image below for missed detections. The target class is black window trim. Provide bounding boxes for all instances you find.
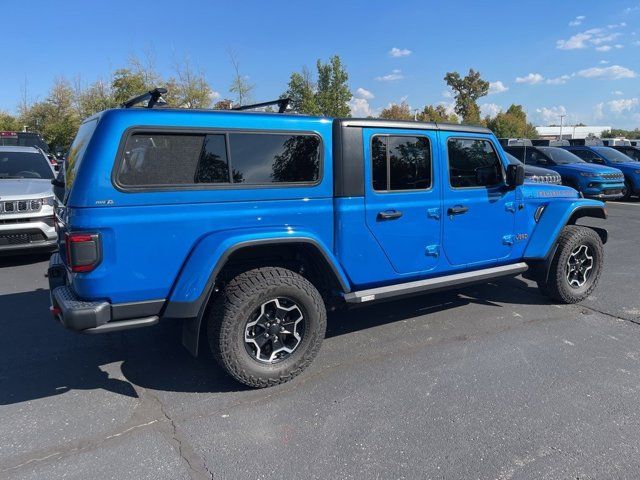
[369,133,434,194]
[446,136,506,190]
[111,126,324,192]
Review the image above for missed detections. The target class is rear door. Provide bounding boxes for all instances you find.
[441,134,516,267]
[363,128,441,275]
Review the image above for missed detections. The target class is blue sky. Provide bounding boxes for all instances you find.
[3,0,640,127]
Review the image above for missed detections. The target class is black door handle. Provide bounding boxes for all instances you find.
[377,210,403,220]
[447,205,469,216]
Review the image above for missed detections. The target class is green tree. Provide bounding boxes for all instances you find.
[602,128,640,139]
[315,55,352,117]
[443,69,489,124]
[282,55,352,117]
[379,101,413,120]
[75,79,117,119]
[417,104,459,123]
[20,78,80,150]
[228,51,254,106]
[172,55,213,108]
[0,111,20,131]
[282,67,319,115]
[486,104,538,139]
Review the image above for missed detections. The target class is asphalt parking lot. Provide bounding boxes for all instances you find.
[1,201,639,480]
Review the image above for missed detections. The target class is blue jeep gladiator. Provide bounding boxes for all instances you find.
[48,92,609,387]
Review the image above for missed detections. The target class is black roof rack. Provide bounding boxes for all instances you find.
[232,98,291,113]
[121,88,168,109]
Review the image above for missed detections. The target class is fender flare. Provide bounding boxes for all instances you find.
[163,234,350,356]
[523,202,608,282]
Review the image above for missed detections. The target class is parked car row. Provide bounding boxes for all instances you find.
[499,138,640,201]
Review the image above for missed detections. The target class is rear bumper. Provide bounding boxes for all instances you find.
[48,253,164,333]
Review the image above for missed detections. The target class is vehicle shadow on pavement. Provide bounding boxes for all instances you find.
[0,278,553,404]
[0,253,52,268]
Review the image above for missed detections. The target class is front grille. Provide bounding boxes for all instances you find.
[602,173,624,180]
[0,230,46,246]
[1,199,43,214]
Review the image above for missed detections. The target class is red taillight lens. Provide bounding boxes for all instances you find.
[65,232,101,273]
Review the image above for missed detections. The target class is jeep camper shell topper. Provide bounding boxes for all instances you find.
[48,90,609,387]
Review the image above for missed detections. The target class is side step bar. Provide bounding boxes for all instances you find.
[343,262,529,304]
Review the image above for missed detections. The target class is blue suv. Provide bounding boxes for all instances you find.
[47,92,609,387]
[563,145,640,200]
[504,145,624,200]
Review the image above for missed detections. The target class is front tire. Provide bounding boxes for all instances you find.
[207,266,326,388]
[621,179,633,201]
[537,225,604,303]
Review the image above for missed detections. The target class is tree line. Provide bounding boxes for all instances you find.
[0,55,541,152]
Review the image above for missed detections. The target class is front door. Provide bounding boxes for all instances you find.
[363,128,441,275]
[441,134,516,267]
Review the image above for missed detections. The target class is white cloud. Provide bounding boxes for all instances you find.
[594,102,605,120]
[556,26,624,50]
[569,15,586,26]
[607,97,639,113]
[376,69,404,82]
[596,45,613,51]
[611,90,623,95]
[354,87,374,100]
[634,40,640,46]
[349,98,373,117]
[546,74,572,85]
[488,81,509,94]
[209,91,221,100]
[480,103,501,118]
[536,105,568,124]
[624,4,640,14]
[441,89,454,98]
[389,47,412,57]
[577,65,637,79]
[600,59,610,64]
[516,73,544,84]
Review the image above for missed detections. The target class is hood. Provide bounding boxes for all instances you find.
[552,163,621,175]
[0,179,54,200]
[524,165,559,177]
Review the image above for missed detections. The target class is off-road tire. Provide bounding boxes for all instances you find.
[207,266,326,388]
[537,225,604,303]
[621,179,633,201]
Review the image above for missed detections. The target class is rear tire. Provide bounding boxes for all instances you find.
[537,225,604,303]
[207,266,326,388]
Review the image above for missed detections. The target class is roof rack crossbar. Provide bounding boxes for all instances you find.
[121,88,168,109]
[232,98,291,113]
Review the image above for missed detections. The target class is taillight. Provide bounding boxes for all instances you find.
[65,232,101,273]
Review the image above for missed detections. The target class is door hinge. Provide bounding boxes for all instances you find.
[425,245,440,257]
[427,208,440,220]
[505,202,517,213]
[502,235,515,246]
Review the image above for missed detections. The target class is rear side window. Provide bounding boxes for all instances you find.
[65,119,98,196]
[448,138,503,188]
[371,135,431,191]
[117,132,320,187]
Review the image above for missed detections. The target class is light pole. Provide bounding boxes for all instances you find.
[559,114,567,141]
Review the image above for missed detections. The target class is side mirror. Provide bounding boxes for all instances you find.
[506,164,525,188]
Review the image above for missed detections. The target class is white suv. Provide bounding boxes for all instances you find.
[0,146,57,254]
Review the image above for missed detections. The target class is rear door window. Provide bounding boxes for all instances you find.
[371,135,431,191]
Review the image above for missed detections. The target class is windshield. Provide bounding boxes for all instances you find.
[537,147,585,165]
[0,152,54,179]
[505,152,522,165]
[593,146,638,163]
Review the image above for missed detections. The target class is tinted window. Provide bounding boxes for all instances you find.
[504,147,524,161]
[593,146,638,163]
[0,152,54,180]
[371,135,431,191]
[566,149,600,163]
[616,147,640,161]
[65,119,98,194]
[537,147,585,165]
[448,138,503,188]
[117,132,320,187]
[229,134,320,184]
